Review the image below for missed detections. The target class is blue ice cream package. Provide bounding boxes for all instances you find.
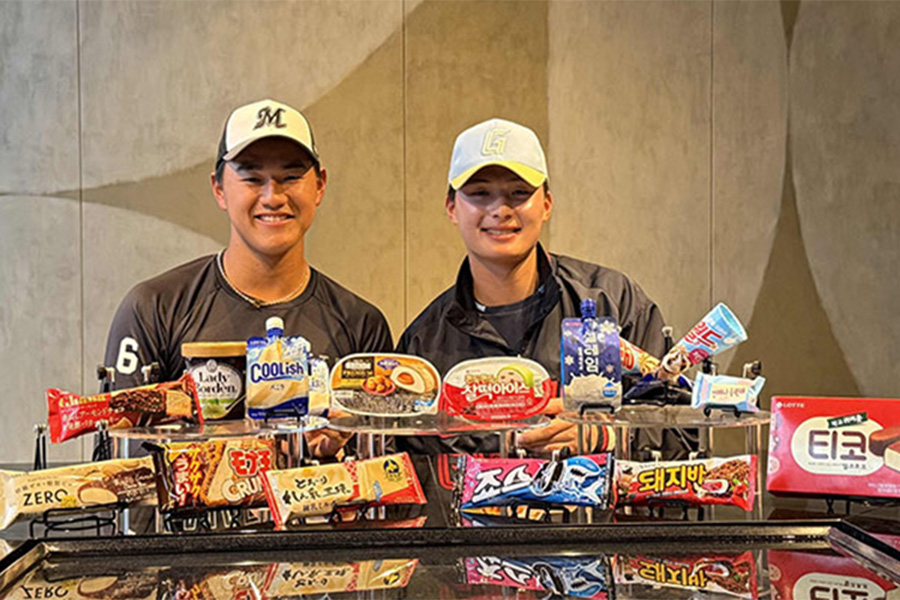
[691,372,764,413]
[562,299,623,411]
[457,453,615,510]
[246,317,310,419]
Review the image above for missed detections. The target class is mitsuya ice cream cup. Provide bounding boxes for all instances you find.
[659,303,748,379]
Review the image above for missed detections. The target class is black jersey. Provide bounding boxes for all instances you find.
[395,245,666,455]
[103,255,392,390]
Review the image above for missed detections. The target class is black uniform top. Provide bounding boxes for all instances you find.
[395,244,666,454]
[103,254,392,390]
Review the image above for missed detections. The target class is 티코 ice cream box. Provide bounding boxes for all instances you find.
[768,396,900,499]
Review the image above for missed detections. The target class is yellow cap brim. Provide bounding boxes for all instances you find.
[450,161,547,190]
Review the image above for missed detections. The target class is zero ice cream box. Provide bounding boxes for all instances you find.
[768,549,899,600]
[768,396,900,498]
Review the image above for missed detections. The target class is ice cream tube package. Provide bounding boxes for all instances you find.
[615,551,758,599]
[561,301,622,411]
[616,455,756,511]
[264,559,418,596]
[263,453,425,526]
[658,303,748,380]
[619,338,660,376]
[0,457,156,530]
[47,373,202,443]
[692,373,764,413]
[442,357,553,421]
[330,353,441,417]
[147,437,276,513]
[246,318,310,419]
[457,454,615,511]
[463,555,613,599]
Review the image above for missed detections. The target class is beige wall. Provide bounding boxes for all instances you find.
[2,0,898,462]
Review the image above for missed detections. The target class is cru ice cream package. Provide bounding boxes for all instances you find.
[246,317,310,419]
[561,299,622,411]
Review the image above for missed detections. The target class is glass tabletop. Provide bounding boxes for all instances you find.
[326,412,550,436]
[106,416,328,441]
[559,404,770,429]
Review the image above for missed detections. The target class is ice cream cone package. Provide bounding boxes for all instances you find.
[562,299,623,411]
[47,373,202,443]
[443,357,553,421]
[658,303,748,380]
[0,457,156,529]
[330,354,441,417]
[246,317,311,419]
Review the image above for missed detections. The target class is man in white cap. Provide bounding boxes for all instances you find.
[396,118,666,455]
[104,100,391,453]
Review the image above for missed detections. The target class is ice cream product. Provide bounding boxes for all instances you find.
[442,357,553,421]
[182,341,246,420]
[262,453,425,526]
[562,299,622,411]
[463,555,613,599]
[147,437,276,512]
[615,552,758,599]
[616,455,756,511]
[658,303,748,380]
[691,373,764,413]
[47,374,202,443]
[0,458,156,529]
[330,354,440,416]
[619,338,661,376]
[246,317,310,419]
[767,396,900,498]
[457,454,615,511]
[263,559,418,596]
[308,356,331,416]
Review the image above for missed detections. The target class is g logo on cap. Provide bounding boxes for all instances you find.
[481,127,510,156]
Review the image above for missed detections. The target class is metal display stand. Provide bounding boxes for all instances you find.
[560,405,770,521]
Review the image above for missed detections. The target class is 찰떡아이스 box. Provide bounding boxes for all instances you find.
[768,396,900,498]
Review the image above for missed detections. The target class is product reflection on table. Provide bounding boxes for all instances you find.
[8,558,419,600]
[768,549,899,600]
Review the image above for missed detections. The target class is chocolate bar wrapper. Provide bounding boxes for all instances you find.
[0,457,156,530]
[47,373,202,443]
[264,559,418,596]
[616,455,756,511]
[148,437,275,513]
[691,373,764,413]
[263,453,425,527]
[463,555,613,599]
[615,551,758,599]
[457,454,615,511]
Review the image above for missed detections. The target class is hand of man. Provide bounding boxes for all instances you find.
[305,411,354,458]
[514,397,599,456]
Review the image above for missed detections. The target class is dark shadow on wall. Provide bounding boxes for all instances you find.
[732,1,860,407]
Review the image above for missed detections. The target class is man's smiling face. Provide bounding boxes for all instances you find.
[212,137,325,261]
[447,165,552,267]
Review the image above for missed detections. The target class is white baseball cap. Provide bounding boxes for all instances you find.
[448,118,548,190]
[216,99,319,166]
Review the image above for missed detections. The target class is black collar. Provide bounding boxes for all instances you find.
[446,243,561,336]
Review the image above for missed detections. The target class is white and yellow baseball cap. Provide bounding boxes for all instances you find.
[448,118,548,190]
[216,99,319,166]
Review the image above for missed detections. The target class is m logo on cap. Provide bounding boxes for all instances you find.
[254,107,286,130]
[481,127,510,156]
